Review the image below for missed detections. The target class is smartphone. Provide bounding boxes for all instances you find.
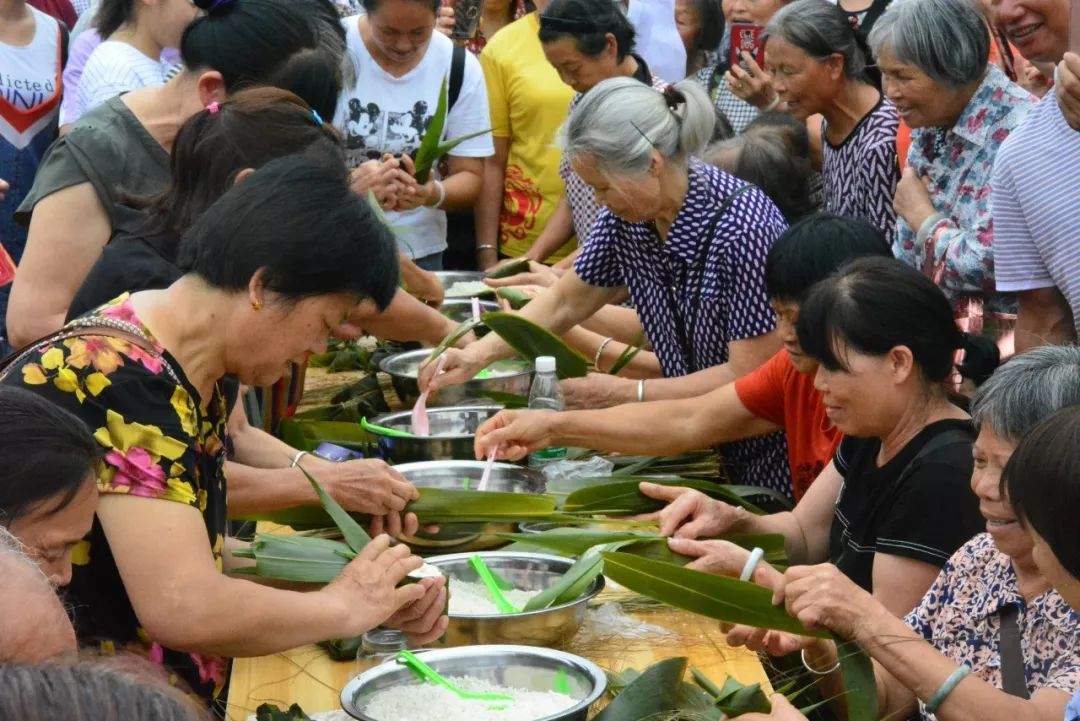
[450,0,486,41]
[729,23,767,70]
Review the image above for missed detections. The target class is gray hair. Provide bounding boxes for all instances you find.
[766,0,867,80]
[971,346,1080,443]
[867,0,989,87]
[0,526,42,579]
[563,77,715,175]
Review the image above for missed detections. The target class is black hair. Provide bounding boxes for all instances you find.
[0,387,98,525]
[539,0,637,62]
[94,0,136,39]
[176,153,400,311]
[764,214,891,302]
[183,0,347,120]
[1003,405,1080,579]
[361,0,441,15]
[796,256,999,383]
[711,132,815,223]
[685,0,724,55]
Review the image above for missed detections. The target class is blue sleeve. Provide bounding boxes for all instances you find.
[573,209,626,288]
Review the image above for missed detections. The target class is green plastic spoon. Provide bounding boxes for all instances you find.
[396,649,514,705]
[469,555,519,613]
[360,417,414,439]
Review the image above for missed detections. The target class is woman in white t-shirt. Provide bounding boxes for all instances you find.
[334,0,494,268]
[76,0,197,115]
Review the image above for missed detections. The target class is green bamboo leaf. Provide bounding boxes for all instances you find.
[836,639,877,721]
[561,478,765,515]
[593,657,689,721]
[477,389,530,408]
[495,287,531,310]
[520,543,605,611]
[234,534,352,583]
[413,77,449,184]
[608,334,645,376]
[425,316,486,364]
[690,667,725,699]
[485,257,530,279]
[481,311,590,379]
[319,636,363,661]
[717,682,772,716]
[432,128,492,159]
[297,465,371,553]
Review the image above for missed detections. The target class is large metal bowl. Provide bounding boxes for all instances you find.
[396,461,544,554]
[440,298,499,325]
[426,551,604,648]
[379,348,532,406]
[340,645,607,721]
[434,270,486,287]
[369,405,503,464]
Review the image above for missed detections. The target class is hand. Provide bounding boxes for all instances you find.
[384,575,449,646]
[726,53,777,110]
[436,2,455,37]
[773,563,880,640]
[1057,53,1080,131]
[405,266,445,306]
[726,624,816,657]
[311,458,419,516]
[483,260,563,289]
[667,537,753,577]
[1016,56,1051,98]
[634,482,746,538]
[388,154,438,212]
[893,167,937,231]
[418,345,487,393]
[739,693,809,721]
[474,410,555,461]
[322,535,426,637]
[350,157,412,208]
[559,372,636,410]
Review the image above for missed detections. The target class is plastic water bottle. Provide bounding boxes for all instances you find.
[528,356,568,469]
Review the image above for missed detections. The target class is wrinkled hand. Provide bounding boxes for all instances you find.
[1016,56,1051,97]
[559,372,635,410]
[893,167,936,231]
[773,563,879,640]
[418,345,487,393]
[739,693,809,721]
[436,3,455,37]
[634,482,745,538]
[667,537,754,577]
[726,624,814,657]
[1056,53,1080,131]
[474,410,555,461]
[726,53,777,109]
[323,535,426,637]
[312,458,419,516]
[405,264,446,306]
[390,155,438,212]
[384,575,450,645]
[483,261,563,289]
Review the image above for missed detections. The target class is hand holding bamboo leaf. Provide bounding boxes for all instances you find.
[637,481,753,538]
[473,409,556,461]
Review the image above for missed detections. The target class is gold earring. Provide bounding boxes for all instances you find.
[252,300,262,311]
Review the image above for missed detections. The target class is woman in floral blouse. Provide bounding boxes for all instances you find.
[0,155,448,713]
[682,346,1080,721]
[869,0,1035,356]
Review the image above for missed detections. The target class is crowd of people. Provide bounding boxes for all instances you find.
[1,0,1080,717]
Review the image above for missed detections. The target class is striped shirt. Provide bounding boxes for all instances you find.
[76,40,169,116]
[992,93,1080,336]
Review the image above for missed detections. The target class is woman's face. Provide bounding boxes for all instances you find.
[675,0,703,54]
[571,153,667,222]
[542,35,621,94]
[811,342,911,436]
[367,0,437,65]
[146,0,200,49]
[1029,527,1080,609]
[765,36,841,121]
[770,300,816,374]
[8,475,97,587]
[229,291,366,387]
[988,0,1069,64]
[725,0,785,25]
[970,426,1031,560]
[877,46,975,129]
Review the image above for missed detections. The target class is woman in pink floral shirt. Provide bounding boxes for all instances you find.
[869,0,1035,354]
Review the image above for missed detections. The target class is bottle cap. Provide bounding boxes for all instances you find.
[535,356,556,373]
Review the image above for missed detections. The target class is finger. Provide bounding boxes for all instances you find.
[638,481,688,503]
[742,52,766,78]
[729,64,750,82]
[368,515,386,537]
[386,552,424,584]
[392,582,427,612]
[386,512,403,539]
[358,533,392,561]
[674,515,717,540]
[667,536,707,558]
[408,614,450,647]
[402,512,420,538]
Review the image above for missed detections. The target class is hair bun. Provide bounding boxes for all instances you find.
[662,84,686,110]
[956,332,1000,386]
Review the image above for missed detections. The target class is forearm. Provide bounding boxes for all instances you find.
[474,149,507,268]
[362,289,456,345]
[526,198,574,263]
[561,326,662,380]
[1016,288,1077,353]
[578,304,646,346]
[224,461,328,517]
[438,165,483,212]
[639,364,737,401]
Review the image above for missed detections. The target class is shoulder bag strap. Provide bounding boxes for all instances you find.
[448,44,466,112]
[998,604,1031,698]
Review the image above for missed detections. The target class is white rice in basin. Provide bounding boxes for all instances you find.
[447,578,541,615]
[364,677,577,721]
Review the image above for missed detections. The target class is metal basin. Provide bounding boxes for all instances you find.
[369,405,503,464]
[426,551,603,648]
[434,270,485,288]
[340,644,607,721]
[379,348,532,406]
[440,298,499,326]
[396,461,544,554]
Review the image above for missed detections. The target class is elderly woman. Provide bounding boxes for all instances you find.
[427,77,793,493]
[871,0,1035,354]
[697,346,1080,721]
[0,155,448,707]
[638,257,991,616]
[764,0,899,237]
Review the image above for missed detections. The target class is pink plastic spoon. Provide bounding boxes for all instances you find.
[411,355,448,436]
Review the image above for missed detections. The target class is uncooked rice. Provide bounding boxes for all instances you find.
[363,676,577,721]
[448,578,541,615]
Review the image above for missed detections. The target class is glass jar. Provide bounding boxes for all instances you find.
[355,628,407,675]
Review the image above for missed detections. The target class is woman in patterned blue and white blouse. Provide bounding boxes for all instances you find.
[423,76,793,494]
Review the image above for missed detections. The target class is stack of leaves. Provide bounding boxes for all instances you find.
[307,339,374,374]
[558,477,776,516]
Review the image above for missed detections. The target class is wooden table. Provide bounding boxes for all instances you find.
[225,587,771,720]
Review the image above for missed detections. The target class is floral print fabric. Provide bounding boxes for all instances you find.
[905,533,1080,721]
[4,294,230,710]
[893,65,1035,318]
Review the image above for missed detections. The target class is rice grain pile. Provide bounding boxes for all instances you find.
[364,677,576,721]
[448,578,541,615]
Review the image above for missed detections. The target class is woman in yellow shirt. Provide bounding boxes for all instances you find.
[475,4,576,266]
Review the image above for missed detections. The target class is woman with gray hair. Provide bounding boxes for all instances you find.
[688,345,1080,721]
[872,0,1035,357]
[424,77,793,494]
[764,0,899,237]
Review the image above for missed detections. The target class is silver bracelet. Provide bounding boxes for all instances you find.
[636,379,646,402]
[476,244,497,252]
[739,547,765,582]
[800,648,840,675]
[427,179,446,209]
[594,337,615,371]
[290,450,310,468]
